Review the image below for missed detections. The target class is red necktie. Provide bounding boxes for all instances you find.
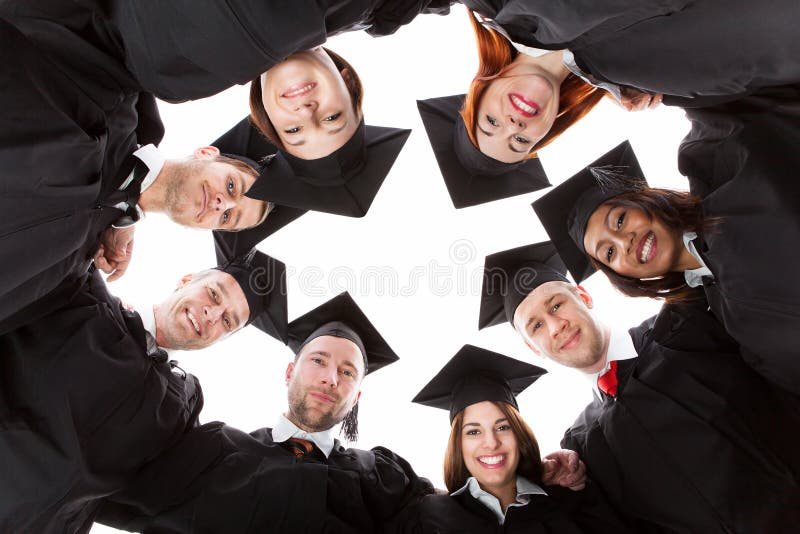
[597,360,618,397]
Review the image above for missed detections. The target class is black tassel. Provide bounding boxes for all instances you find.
[340,404,359,442]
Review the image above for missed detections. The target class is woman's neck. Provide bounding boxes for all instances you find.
[514,50,570,84]
[674,235,703,271]
[483,479,518,513]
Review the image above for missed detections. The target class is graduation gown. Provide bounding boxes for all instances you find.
[561,301,800,533]
[0,270,203,534]
[96,422,433,533]
[460,0,800,103]
[677,86,800,394]
[0,13,164,331]
[2,0,453,103]
[405,483,632,533]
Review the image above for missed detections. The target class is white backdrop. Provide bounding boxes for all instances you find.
[92,6,690,532]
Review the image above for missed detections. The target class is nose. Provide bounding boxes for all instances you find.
[508,115,525,129]
[549,317,568,339]
[293,99,318,116]
[203,303,224,324]
[320,367,338,388]
[482,431,500,449]
[212,191,234,212]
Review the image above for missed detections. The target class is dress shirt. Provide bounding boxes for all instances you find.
[451,476,548,525]
[682,232,714,288]
[586,327,637,398]
[115,144,166,216]
[272,414,336,458]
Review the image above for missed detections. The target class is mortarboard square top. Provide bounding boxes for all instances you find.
[287,292,398,375]
[244,121,411,218]
[417,95,550,209]
[479,241,569,330]
[412,344,547,422]
[214,248,288,343]
[532,141,647,284]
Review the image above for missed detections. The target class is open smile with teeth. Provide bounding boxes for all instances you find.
[478,454,506,467]
[186,309,201,336]
[509,94,539,117]
[282,82,316,98]
[639,232,656,263]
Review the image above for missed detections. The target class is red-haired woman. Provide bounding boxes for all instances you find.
[409,345,632,533]
[456,0,800,165]
[535,88,800,395]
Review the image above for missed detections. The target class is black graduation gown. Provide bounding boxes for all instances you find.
[0,270,203,534]
[405,483,632,533]
[677,86,800,395]
[460,0,800,103]
[561,301,800,533]
[0,13,164,331]
[96,422,433,533]
[2,0,453,103]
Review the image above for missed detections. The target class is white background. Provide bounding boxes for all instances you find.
[92,6,690,531]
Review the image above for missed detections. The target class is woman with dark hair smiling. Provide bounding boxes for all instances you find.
[534,117,800,395]
[408,345,631,533]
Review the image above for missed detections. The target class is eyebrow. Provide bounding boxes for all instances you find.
[525,294,557,329]
[217,282,241,328]
[593,206,615,259]
[464,418,508,427]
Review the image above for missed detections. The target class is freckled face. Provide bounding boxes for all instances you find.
[475,57,561,163]
[285,336,364,432]
[513,282,606,373]
[261,48,360,160]
[583,202,684,278]
[461,401,519,497]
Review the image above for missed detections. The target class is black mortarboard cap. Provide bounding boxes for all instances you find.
[412,344,547,422]
[479,242,569,330]
[532,141,647,283]
[213,247,288,343]
[417,95,550,209]
[212,116,308,257]
[287,292,398,375]
[244,121,411,217]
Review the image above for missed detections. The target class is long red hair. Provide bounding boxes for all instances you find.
[461,10,605,158]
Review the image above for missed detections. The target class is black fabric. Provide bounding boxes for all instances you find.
[288,292,399,375]
[532,141,645,284]
[0,270,203,534]
[479,242,569,329]
[677,86,800,394]
[404,483,632,533]
[0,14,161,331]
[561,301,800,533]
[412,345,546,422]
[417,95,550,208]
[212,249,288,341]
[96,423,433,534]
[461,0,800,101]
[246,124,411,217]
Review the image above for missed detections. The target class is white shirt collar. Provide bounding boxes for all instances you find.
[586,327,637,397]
[272,414,336,458]
[130,144,165,194]
[682,232,713,288]
[451,476,547,525]
[134,304,170,357]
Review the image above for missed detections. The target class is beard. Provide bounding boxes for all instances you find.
[162,160,201,226]
[287,385,347,433]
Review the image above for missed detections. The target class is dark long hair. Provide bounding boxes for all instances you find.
[443,401,544,493]
[591,188,715,302]
[461,10,605,158]
[249,48,364,150]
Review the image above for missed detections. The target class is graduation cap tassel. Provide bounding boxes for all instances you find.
[589,165,646,193]
[340,404,359,442]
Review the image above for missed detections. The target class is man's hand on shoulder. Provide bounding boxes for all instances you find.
[541,449,587,491]
[94,226,135,282]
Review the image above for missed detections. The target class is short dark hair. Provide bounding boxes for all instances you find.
[590,188,715,302]
[443,401,543,493]
[249,48,364,150]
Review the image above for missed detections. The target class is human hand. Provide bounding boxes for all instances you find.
[94,226,135,282]
[541,449,587,491]
[619,87,663,112]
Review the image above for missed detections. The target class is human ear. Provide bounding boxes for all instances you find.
[351,390,361,409]
[576,285,594,309]
[177,273,193,288]
[285,362,295,385]
[193,146,220,160]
